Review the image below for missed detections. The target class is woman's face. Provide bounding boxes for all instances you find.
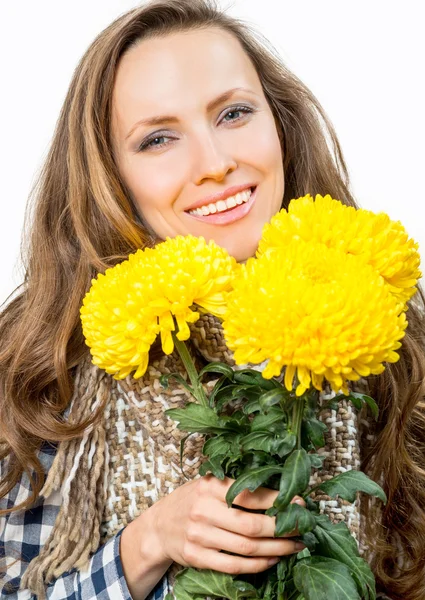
[111,27,284,262]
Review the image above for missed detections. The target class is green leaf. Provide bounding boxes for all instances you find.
[334,392,379,420]
[260,577,276,600]
[202,435,232,458]
[275,502,316,536]
[336,392,361,411]
[225,465,283,507]
[314,515,358,556]
[198,361,235,380]
[313,470,387,504]
[274,449,311,510]
[308,453,325,469]
[171,579,194,600]
[230,409,251,427]
[165,404,228,434]
[218,414,250,434]
[277,581,285,597]
[258,388,287,412]
[208,375,231,407]
[251,407,286,432]
[319,398,339,412]
[179,434,191,475]
[303,417,328,449]
[228,433,243,455]
[293,556,360,600]
[271,431,297,458]
[305,496,320,514]
[243,397,262,414]
[214,385,264,414]
[232,579,260,594]
[313,515,376,600]
[198,455,225,479]
[265,505,278,517]
[159,372,194,394]
[234,369,278,390]
[214,384,249,412]
[350,557,377,600]
[240,431,275,453]
[173,567,259,599]
[301,531,318,551]
[350,392,379,420]
[277,556,289,580]
[297,547,312,560]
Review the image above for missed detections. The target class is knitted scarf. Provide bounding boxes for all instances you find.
[20,314,378,599]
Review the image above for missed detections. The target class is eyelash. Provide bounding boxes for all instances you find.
[137,105,255,152]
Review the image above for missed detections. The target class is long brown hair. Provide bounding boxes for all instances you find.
[1,1,424,597]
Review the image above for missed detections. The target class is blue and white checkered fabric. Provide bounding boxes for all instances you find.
[0,443,168,599]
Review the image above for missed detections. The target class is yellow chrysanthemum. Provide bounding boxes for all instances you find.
[81,235,237,379]
[258,194,421,308]
[223,239,407,396]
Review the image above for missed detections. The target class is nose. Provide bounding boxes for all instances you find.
[192,130,238,185]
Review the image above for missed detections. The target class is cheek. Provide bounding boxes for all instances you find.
[121,157,184,214]
[242,117,283,170]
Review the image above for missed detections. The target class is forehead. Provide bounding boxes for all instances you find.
[111,27,261,131]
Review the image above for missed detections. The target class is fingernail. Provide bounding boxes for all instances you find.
[268,557,280,566]
[293,497,305,506]
[295,542,306,551]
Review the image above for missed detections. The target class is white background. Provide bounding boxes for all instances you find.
[1,0,424,306]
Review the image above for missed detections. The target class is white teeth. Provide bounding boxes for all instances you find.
[226,196,237,209]
[188,187,253,216]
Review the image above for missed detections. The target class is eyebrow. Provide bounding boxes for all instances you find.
[125,86,258,140]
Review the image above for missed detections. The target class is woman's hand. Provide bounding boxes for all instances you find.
[149,473,306,575]
[120,473,306,599]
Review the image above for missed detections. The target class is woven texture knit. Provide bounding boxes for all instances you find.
[22,313,373,598]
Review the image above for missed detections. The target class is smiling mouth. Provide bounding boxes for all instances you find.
[185,187,255,216]
[185,186,257,225]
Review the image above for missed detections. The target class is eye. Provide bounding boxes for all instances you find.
[221,105,253,123]
[138,134,173,152]
[138,106,254,152]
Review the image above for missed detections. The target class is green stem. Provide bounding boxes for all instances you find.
[172,332,209,408]
[304,482,322,498]
[291,395,304,450]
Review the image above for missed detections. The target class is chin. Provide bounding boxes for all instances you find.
[223,240,259,263]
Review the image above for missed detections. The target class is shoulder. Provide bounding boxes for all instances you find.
[0,441,58,510]
[0,442,62,596]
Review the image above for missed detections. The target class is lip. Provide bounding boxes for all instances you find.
[185,185,257,226]
[185,183,257,212]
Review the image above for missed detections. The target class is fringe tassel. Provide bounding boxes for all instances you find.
[20,358,111,600]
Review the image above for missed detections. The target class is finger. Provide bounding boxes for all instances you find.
[208,476,306,522]
[194,524,305,558]
[231,484,306,512]
[185,549,280,575]
[230,482,277,510]
[202,475,281,512]
[198,497,303,539]
[186,546,280,575]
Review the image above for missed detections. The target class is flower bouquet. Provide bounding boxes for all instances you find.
[80,194,421,600]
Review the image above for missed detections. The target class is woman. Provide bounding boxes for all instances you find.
[1,0,424,599]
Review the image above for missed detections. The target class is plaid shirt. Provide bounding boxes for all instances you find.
[0,442,169,599]
[0,444,396,600]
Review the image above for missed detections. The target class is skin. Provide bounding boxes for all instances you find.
[121,475,306,600]
[111,27,285,262]
[113,28,297,600]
